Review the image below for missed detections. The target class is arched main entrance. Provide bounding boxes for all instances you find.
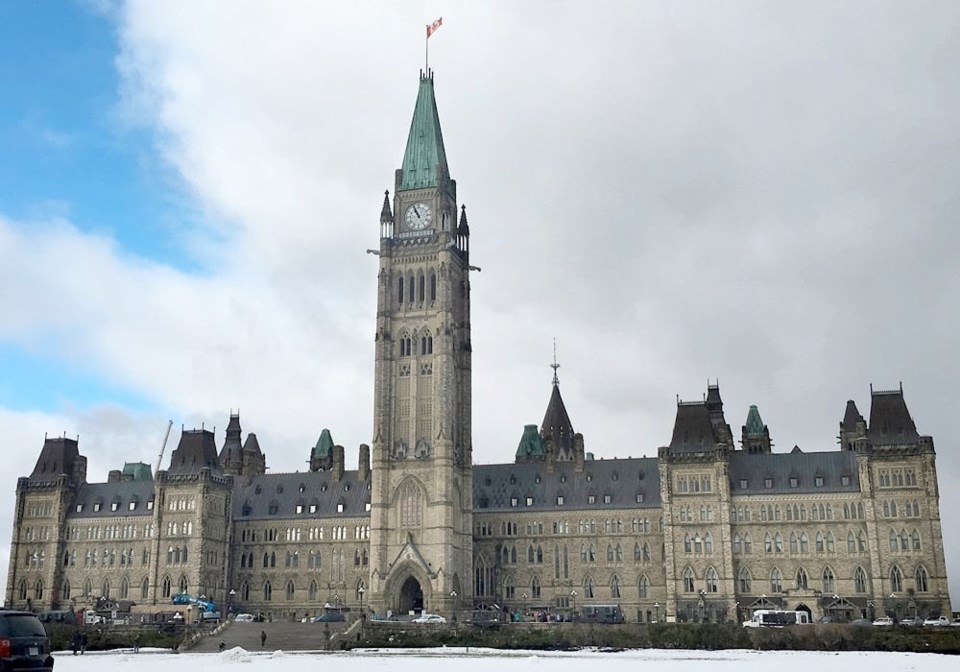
[796,603,812,621]
[399,576,424,615]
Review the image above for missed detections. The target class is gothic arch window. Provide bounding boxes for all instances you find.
[816,531,825,552]
[178,575,188,594]
[890,565,903,593]
[264,580,272,601]
[770,567,783,593]
[822,566,836,593]
[684,533,692,554]
[309,580,319,601]
[418,272,425,302]
[270,551,277,567]
[889,529,898,552]
[704,533,713,554]
[799,532,808,553]
[537,546,544,563]
[743,533,753,554]
[606,544,614,562]
[429,271,437,301]
[101,578,110,599]
[503,575,516,599]
[733,534,742,554]
[421,333,433,355]
[847,531,856,553]
[705,567,718,593]
[398,276,404,304]
[610,575,621,598]
[61,579,71,602]
[854,565,867,593]
[584,575,595,599]
[826,531,835,552]
[790,532,799,554]
[511,546,518,564]
[639,575,650,598]
[911,529,921,551]
[796,567,808,590]
[531,575,542,598]
[407,273,415,304]
[240,582,250,601]
[774,532,783,553]
[120,577,129,600]
[286,580,295,601]
[899,528,909,551]
[764,533,772,553]
[501,546,509,566]
[35,578,44,601]
[915,565,929,592]
[17,579,27,601]
[399,480,423,528]
[356,579,366,600]
[683,567,695,593]
[141,578,149,600]
[161,576,171,599]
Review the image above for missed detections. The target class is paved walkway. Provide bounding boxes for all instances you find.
[189,620,348,653]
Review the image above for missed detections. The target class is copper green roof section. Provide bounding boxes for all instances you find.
[399,74,449,192]
[744,405,766,438]
[516,424,546,460]
[312,429,334,459]
[122,462,153,481]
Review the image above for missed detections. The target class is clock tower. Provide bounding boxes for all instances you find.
[368,71,474,618]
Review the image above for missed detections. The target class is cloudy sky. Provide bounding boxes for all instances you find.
[1,1,957,605]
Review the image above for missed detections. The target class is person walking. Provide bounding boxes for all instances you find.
[260,630,266,648]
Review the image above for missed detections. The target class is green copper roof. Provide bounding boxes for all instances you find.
[122,462,153,481]
[312,429,334,459]
[399,74,449,192]
[744,405,766,437]
[515,424,546,460]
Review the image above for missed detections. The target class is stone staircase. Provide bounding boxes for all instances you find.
[189,620,349,653]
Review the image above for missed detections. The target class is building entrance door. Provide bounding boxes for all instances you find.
[399,576,424,615]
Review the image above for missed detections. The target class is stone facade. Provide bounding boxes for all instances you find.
[5,73,952,623]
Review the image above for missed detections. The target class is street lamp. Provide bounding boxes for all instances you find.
[358,587,365,617]
[654,602,660,623]
[571,590,577,616]
[450,590,458,626]
[228,589,236,615]
[521,592,528,617]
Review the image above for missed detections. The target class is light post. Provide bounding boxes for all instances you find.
[358,586,365,635]
[735,601,740,624]
[228,589,236,616]
[334,594,340,611]
[450,590,458,633]
[571,590,577,619]
[521,592,528,618]
[654,602,660,623]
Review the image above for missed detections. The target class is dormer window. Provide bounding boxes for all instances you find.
[636,493,645,504]
[841,475,851,486]
[763,478,773,490]
[557,496,565,506]
[93,501,102,512]
[510,497,518,508]
[365,501,371,512]
[295,504,304,514]
[76,504,83,513]
[147,499,154,510]
[789,477,799,488]
[739,479,748,490]
[588,495,596,505]
[815,476,824,487]
[525,496,533,507]
[337,502,344,513]
[603,494,612,504]
[111,501,119,511]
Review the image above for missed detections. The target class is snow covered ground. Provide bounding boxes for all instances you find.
[49,646,956,672]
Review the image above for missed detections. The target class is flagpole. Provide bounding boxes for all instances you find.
[425,26,429,73]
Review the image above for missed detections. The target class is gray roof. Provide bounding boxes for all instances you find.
[67,481,156,519]
[473,458,661,513]
[868,389,919,446]
[168,429,223,476]
[669,402,721,454]
[728,450,860,495]
[232,470,371,521]
[29,437,81,483]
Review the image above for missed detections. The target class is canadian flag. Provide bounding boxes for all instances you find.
[427,17,443,38]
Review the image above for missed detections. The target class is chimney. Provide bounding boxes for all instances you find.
[108,469,122,483]
[358,444,370,481]
[573,433,585,472]
[73,454,87,486]
[332,444,345,481]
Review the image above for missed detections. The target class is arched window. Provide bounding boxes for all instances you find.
[738,567,752,593]
[584,576,595,599]
[407,274,415,304]
[733,534,742,554]
[770,568,782,593]
[178,575,188,594]
[429,272,437,302]
[120,577,129,600]
[822,566,835,593]
[264,581,273,601]
[286,580,295,600]
[799,532,808,553]
[704,533,713,554]
[634,542,642,562]
[398,276,404,304]
[684,534,692,554]
[240,582,250,602]
[503,575,515,599]
[683,567,695,592]
[911,529,921,551]
[764,533,773,553]
[511,546,518,564]
[890,565,903,593]
[309,580,319,601]
[889,529,898,552]
[531,575,542,598]
[816,531,825,552]
[34,578,44,601]
[705,567,718,592]
[606,544,614,562]
[847,532,856,553]
[418,273,425,302]
[400,480,422,528]
[790,532,799,554]
[826,531,835,552]
[643,542,651,562]
[639,575,649,599]
[796,567,808,590]
[60,579,71,602]
[141,578,149,600]
[610,575,621,598]
[537,546,544,563]
[850,564,865,592]
[915,565,929,592]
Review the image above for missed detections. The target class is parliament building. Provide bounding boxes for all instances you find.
[5,73,952,624]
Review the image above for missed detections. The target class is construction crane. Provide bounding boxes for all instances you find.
[155,420,173,476]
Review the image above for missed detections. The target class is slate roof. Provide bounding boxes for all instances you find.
[67,480,156,519]
[399,73,450,192]
[541,384,576,457]
[728,450,860,495]
[122,462,153,481]
[841,399,864,432]
[744,405,765,437]
[669,403,720,453]
[232,471,372,521]
[473,458,661,513]
[868,389,919,445]
[515,424,546,460]
[29,437,81,483]
[167,429,223,476]
[312,429,335,460]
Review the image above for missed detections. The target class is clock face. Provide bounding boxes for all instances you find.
[404,202,433,230]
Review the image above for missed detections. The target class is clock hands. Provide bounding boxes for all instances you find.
[413,205,420,218]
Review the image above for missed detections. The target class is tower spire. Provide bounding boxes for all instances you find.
[550,338,560,386]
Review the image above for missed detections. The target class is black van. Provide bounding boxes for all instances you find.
[0,610,54,671]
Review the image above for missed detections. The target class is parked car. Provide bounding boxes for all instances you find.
[923,616,950,627]
[412,613,447,624]
[899,617,922,626]
[872,617,894,626]
[234,613,255,623]
[850,618,873,627]
[312,612,345,623]
[0,610,54,672]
